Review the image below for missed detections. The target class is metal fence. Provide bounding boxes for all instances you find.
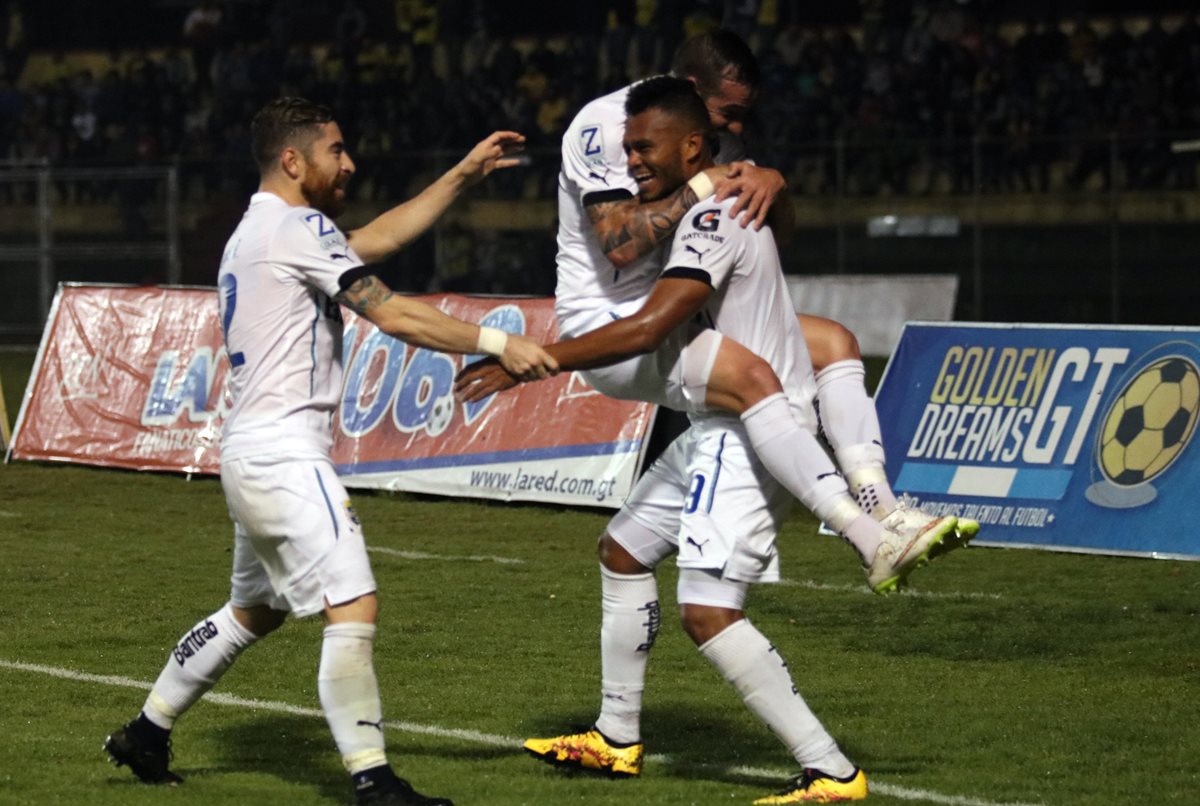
[0,161,181,336]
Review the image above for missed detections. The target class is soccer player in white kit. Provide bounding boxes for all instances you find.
[525,77,872,803]
[103,97,556,806]
[458,30,976,593]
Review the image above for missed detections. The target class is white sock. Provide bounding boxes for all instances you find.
[846,463,898,521]
[699,620,856,777]
[741,393,849,513]
[816,360,898,519]
[841,514,887,565]
[741,393,884,562]
[594,566,659,745]
[142,603,258,730]
[319,622,387,774]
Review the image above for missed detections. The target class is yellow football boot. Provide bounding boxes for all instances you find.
[523,728,643,777]
[753,768,868,803]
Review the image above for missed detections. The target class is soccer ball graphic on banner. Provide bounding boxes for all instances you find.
[1086,355,1200,509]
[426,393,455,437]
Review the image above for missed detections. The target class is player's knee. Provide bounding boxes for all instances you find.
[827,321,861,363]
[324,592,379,626]
[742,356,784,402]
[804,317,861,373]
[679,604,743,646]
[232,604,287,638]
[598,533,651,574]
[711,354,782,413]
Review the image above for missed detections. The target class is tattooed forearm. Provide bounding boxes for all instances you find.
[587,185,700,266]
[334,274,393,316]
[588,200,635,255]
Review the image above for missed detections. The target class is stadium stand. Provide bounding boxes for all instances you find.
[2,1,1199,319]
[6,3,1199,192]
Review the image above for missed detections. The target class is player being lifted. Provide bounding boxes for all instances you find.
[470,76,886,803]
[103,97,556,806]
[459,30,978,596]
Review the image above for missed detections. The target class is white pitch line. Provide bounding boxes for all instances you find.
[0,510,19,518]
[1,658,1041,806]
[779,578,1002,601]
[367,546,525,565]
[722,765,1042,806]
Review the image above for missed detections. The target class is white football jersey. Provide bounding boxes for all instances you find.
[217,192,369,460]
[662,194,817,424]
[554,84,665,325]
[554,83,751,329]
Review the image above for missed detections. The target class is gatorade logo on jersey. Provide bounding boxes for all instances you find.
[683,209,726,247]
[692,209,721,232]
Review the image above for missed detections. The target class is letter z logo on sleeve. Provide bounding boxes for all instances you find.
[304,212,336,237]
[581,125,603,158]
[302,211,349,252]
[579,125,611,183]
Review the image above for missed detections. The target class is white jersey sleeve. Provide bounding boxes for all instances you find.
[560,89,640,205]
[554,85,666,323]
[661,194,818,429]
[272,207,369,298]
[660,197,746,291]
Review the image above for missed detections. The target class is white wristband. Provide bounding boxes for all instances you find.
[476,326,508,357]
[687,171,715,200]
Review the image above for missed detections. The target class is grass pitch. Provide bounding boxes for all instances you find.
[1,350,1198,806]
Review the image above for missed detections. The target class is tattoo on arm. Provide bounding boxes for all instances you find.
[334,274,393,316]
[587,185,699,263]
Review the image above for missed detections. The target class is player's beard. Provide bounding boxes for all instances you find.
[301,168,347,218]
[637,158,687,203]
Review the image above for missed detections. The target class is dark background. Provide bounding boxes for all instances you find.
[21,1,1198,49]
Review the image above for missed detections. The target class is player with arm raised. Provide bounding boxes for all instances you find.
[103,97,555,806]
[520,76,883,803]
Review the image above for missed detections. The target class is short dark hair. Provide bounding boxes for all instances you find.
[670,29,761,98]
[625,76,713,136]
[250,97,334,172]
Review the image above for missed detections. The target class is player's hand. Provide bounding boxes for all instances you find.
[713,162,786,230]
[701,163,732,188]
[454,357,519,402]
[456,131,526,186]
[498,334,559,381]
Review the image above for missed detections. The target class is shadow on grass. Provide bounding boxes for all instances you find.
[183,712,517,799]
[519,703,928,791]
[167,713,344,800]
[519,705,796,788]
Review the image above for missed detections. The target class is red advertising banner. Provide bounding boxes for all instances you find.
[9,284,655,507]
[10,284,227,473]
[333,298,655,506]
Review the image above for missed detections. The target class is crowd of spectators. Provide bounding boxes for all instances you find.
[3,0,1200,203]
[757,3,1200,194]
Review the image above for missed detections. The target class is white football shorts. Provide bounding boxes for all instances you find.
[608,419,794,592]
[559,304,722,414]
[221,453,377,618]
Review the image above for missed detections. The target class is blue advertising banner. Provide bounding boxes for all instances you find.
[876,323,1200,559]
